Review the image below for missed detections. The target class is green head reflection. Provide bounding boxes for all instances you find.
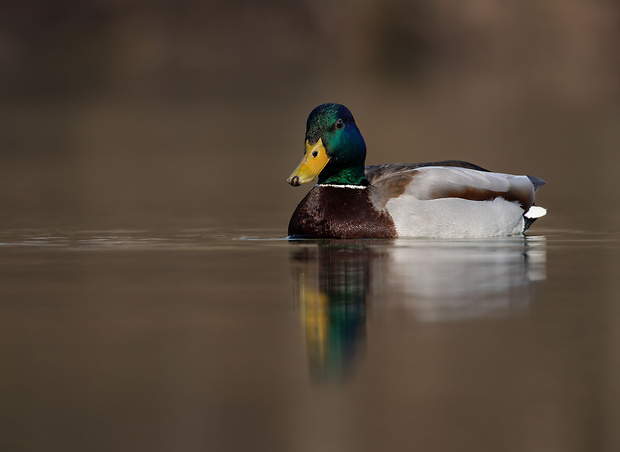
[291,243,370,383]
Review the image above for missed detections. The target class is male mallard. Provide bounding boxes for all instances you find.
[287,103,546,239]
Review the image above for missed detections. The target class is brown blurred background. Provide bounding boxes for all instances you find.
[1,0,619,231]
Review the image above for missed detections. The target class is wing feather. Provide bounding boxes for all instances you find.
[365,160,489,185]
[372,166,537,211]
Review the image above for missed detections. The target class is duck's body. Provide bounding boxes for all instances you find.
[287,104,546,239]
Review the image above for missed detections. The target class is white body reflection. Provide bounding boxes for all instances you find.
[290,237,546,381]
[372,237,546,322]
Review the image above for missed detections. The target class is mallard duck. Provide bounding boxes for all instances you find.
[287,103,546,239]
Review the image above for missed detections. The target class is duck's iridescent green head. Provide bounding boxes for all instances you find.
[287,103,368,186]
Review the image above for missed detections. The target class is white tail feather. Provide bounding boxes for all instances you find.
[525,206,547,219]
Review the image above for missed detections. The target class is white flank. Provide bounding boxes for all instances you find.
[386,197,526,238]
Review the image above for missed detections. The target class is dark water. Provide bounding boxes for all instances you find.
[1,226,619,451]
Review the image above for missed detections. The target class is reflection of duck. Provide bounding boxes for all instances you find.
[287,103,546,238]
[291,237,546,380]
[371,237,546,322]
[291,244,369,382]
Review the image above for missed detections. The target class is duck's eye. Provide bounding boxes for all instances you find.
[335,119,344,130]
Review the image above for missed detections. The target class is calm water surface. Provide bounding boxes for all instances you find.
[1,226,619,451]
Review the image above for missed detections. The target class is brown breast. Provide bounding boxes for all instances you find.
[288,186,397,239]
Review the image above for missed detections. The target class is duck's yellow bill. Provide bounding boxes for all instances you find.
[287,138,330,186]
